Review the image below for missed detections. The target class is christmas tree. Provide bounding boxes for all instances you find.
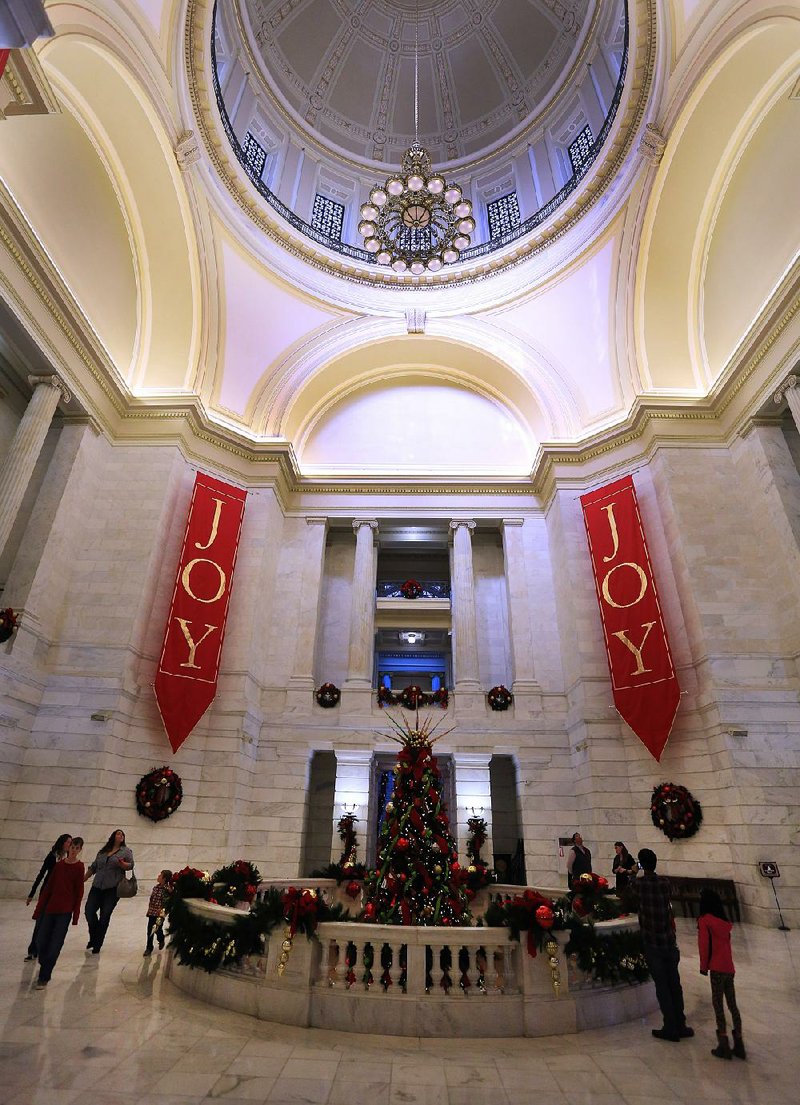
[362,710,471,926]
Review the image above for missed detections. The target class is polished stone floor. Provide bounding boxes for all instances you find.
[0,900,797,1105]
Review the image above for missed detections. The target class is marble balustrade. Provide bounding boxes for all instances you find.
[168,895,657,1037]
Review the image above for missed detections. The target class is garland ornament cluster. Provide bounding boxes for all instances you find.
[487,685,513,711]
[135,766,183,821]
[315,682,341,708]
[650,782,703,840]
[400,579,423,600]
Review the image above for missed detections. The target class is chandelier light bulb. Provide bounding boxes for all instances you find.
[444,185,462,204]
[454,200,472,218]
[410,261,426,275]
[426,256,443,271]
[365,238,381,252]
[371,189,388,207]
[360,203,378,220]
[427,176,445,194]
[358,220,376,237]
[392,258,408,272]
[458,217,476,234]
[377,251,392,265]
[387,177,405,196]
[407,174,425,191]
[442,247,459,264]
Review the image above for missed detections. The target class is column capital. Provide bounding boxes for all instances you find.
[352,518,379,535]
[501,517,525,529]
[305,515,328,527]
[449,518,476,535]
[774,374,798,406]
[27,374,71,404]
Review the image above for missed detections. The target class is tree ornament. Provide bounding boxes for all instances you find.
[535,904,555,929]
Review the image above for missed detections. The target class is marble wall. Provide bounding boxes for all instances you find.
[1,405,799,925]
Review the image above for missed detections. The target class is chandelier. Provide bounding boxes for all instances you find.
[357,3,474,273]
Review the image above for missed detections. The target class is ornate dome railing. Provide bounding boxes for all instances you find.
[210,0,629,269]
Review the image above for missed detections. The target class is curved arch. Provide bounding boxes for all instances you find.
[249,315,582,447]
[636,10,800,393]
[37,18,202,391]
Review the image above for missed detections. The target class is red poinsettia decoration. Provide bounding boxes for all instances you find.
[400,579,423,599]
[281,886,322,937]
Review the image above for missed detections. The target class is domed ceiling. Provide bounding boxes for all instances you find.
[242,0,593,165]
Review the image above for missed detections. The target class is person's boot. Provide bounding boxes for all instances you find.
[732,1032,747,1060]
[711,1032,732,1060]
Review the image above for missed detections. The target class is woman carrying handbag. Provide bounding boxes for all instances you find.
[84,830,134,953]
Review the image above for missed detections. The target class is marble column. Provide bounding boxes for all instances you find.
[449,518,481,693]
[330,750,372,864]
[344,519,379,688]
[501,518,539,694]
[453,752,493,868]
[0,374,70,558]
[774,374,800,428]
[287,516,328,698]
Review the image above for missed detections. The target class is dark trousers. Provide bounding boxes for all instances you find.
[145,915,165,952]
[85,885,119,951]
[37,913,72,982]
[27,915,45,958]
[643,942,686,1034]
[710,970,742,1035]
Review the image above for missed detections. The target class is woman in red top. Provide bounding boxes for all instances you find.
[697,887,745,1060]
[33,837,85,989]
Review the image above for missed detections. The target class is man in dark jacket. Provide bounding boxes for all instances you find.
[632,848,694,1042]
[566,832,592,888]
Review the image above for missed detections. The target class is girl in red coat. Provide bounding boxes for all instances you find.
[698,887,745,1060]
[33,837,85,989]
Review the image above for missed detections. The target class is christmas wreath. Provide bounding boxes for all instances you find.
[211,859,261,906]
[487,685,513,711]
[400,579,423,600]
[0,607,19,643]
[135,766,183,821]
[650,782,703,841]
[315,682,341,708]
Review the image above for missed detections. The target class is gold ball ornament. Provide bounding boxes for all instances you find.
[468,865,477,873]
[385,802,394,814]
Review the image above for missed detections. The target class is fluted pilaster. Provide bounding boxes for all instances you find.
[0,375,70,557]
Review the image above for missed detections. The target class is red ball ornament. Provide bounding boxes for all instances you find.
[345,881,361,899]
[396,837,410,852]
[451,862,460,872]
[364,902,376,919]
[535,904,555,929]
[597,876,609,889]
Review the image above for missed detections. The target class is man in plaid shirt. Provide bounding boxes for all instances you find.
[632,848,694,1042]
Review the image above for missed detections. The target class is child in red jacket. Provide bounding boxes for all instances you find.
[698,887,745,1060]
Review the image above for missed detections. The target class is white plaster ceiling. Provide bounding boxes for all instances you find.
[242,0,592,163]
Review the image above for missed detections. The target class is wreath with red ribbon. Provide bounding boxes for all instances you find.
[650,782,702,840]
[136,766,183,821]
[400,579,423,600]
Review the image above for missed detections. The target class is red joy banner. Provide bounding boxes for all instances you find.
[154,473,247,754]
[580,475,680,762]
[0,51,10,80]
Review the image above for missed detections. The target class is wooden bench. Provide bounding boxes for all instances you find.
[669,876,740,922]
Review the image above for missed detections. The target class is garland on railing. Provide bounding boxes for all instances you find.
[165,862,648,986]
[210,860,261,907]
[165,874,346,973]
[377,685,448,709]
[484,880,649,985]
